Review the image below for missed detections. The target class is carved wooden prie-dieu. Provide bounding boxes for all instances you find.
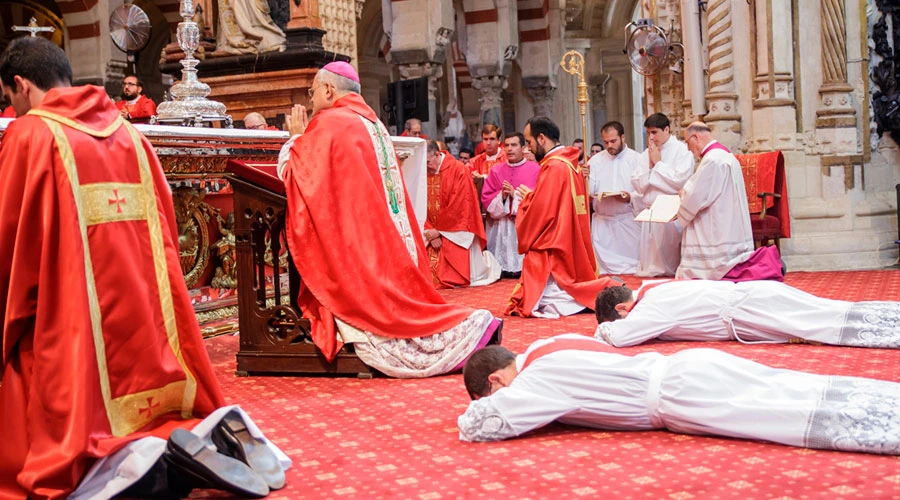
[226,160,372,376]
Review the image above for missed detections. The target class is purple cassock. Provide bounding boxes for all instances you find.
[480,159,541,209]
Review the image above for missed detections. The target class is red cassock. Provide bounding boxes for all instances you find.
[0,86,224,499]
[426,153,487,288]
[469,148,507,176]
[506,146,619,316]
[1,106,14,118]
[283,93,477,361]
[114,95,157,124]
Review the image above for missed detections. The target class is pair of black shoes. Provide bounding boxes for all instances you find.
[164,410,285,498]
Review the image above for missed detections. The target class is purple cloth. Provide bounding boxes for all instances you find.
[480,160,541,208]
[722,245,784,282]
[452,317,501,372]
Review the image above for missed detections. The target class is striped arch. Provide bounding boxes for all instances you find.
[56,0,100,41]
[516,0,555,82]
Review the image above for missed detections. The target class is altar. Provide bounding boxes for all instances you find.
[0,117,427,340]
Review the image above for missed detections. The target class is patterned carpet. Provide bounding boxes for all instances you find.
[200,271,900,499]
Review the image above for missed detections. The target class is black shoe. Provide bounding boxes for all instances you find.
[212,410,286,490]
[166,428,269,498]
[500,271,521,279]
[488,318,503,346]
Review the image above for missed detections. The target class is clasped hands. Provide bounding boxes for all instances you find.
[424,228,442,249]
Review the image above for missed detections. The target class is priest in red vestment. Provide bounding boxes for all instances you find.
[114,75,157,124]
[0,37,284,500]
[282,62,501,379]
[424,141,500,288]
[507,116,620,318]
[469,124,507,178]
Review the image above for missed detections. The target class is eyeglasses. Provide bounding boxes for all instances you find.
[307,83,333,98]
[246,123,266,130]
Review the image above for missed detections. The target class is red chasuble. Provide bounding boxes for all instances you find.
[1,106,14,118]
[426,153,487,288]
[0,86,224,499]
[115,95,157,124]
[506,146,619,316]
[469,148,507,176]
[283,94,478,361]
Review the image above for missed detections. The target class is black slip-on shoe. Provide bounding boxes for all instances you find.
[211,410,286,490]
[166,428,269,498]
[488,318,503,345]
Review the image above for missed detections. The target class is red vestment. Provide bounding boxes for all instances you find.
[115,95,157,124]
[1,107,14,118]
[426,153,487,288]
[0,86,224,499]
[506,146,619,316]
[283,93,479,361]
[469,148,507,176]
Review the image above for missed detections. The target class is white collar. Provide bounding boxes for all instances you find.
[507,157,526,167]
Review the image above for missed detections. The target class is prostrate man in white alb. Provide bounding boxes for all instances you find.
[480,132,540,278]
[458,335,900,455]
[587,121,641,275]
[631,113,694,277]
[593,280,900,348]
[677,121,755,279]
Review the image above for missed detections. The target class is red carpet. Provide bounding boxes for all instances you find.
[202,271,900,499]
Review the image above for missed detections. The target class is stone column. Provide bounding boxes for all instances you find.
[589,83,608,143]
[750,0,799,152]
[286,0,323,47]
[704,0,742,150]
[814,0,857,154]
[473,75,508,128]
[643,0,685,137]
[399,62,445,138]
[523,78,556,118]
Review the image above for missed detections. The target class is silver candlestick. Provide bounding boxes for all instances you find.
[153,0,231,127]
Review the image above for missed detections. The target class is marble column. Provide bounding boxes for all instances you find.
[589,83,608,143]
[472,75,508,129]
[704,0,742,150]
[814,0,857,154]
[524,78,556,118]
[750,0,800,152]
[399,62,444,138]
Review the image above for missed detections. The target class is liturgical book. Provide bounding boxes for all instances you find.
[634,194,680,223]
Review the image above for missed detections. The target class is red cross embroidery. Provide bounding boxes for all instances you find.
[138,397,160,417]
[108,189,126,213]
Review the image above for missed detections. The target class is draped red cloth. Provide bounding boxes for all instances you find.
[0,86,224,500]
[506,146,619,316]
[426,153,487,288]
[1,106,14,118]
[283,93,479,361]
[735,151,791,239]
[114,95,157,124]
[469,148,507,176]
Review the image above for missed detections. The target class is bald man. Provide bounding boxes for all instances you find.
[677,122,754,279]
[244,112,276,131]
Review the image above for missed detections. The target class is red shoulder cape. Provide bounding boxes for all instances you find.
[0,86,223,498]
[283,94,476,360]
[506,146,618,316]
[469,149,507,176]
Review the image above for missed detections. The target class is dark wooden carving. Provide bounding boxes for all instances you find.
[226,163,373,377]
[873,1,900,145]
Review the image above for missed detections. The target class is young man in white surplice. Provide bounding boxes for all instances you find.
[631,113,694,277]
[587,121,642,275]
[458,335,900,456]
[593,279,900,348]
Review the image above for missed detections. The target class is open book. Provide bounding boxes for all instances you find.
[594,191,628,202]
[634,194,680,223]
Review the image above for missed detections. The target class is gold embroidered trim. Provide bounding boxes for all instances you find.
[124,123,198,417]
[80,182,146,226]
[29,109,124,138]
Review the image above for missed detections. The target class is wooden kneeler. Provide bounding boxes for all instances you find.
[226,160,373,377]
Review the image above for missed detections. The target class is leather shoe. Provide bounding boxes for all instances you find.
[212,410,286,490]
[166,428,269,498]
[488,318,503,346]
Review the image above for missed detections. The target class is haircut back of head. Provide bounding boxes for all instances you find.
[594,285,633,323]
[463,345,516,399]
[0,37,72,92]
[643,113,670,130]
[526,116,560,142]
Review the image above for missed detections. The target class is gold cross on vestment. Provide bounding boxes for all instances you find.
[108,189,126,213]
[11,17,55,37]
[138,397,161,417]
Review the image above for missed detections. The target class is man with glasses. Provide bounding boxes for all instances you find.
[676,121,755,280]
[115,75,156,124]
[281,62,502,378]
[244,111,276,131]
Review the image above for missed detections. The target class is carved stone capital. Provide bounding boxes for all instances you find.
[472,75,508,112]
[399,62,444,100]
[705,92,741,121]
[525,84,556,117]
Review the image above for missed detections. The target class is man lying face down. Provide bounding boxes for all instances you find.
[457,334,900,456]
